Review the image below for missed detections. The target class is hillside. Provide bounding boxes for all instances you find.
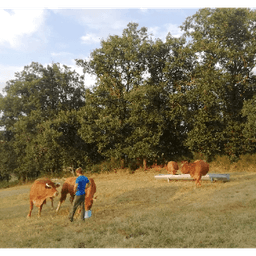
[1,163,256,248]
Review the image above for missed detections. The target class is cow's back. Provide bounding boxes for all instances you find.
[65,177,76,186]
[195,160,209,176]
[180,162,195,174]
[64,177,76,192]
[59,177,76,202]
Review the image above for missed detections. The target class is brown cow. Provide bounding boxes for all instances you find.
[180,160,209,186]
[56,177,96,213]
[27,178,60,217]
[167,161,179,174]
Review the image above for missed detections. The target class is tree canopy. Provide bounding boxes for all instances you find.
[1,8,256,181]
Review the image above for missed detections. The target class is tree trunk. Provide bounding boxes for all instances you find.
[143,158,147,170]
[120,158,125,169]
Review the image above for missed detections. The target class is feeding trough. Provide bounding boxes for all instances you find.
[154,173,230,183]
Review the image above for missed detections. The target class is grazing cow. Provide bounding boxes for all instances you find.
[56,177,96,213]
[27,178,60,217]
[180,160,209,186]
[167,161,179,174]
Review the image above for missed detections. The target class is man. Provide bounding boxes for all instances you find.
[68,167,90,222]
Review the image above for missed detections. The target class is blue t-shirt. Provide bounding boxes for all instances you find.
[75,175,89,196]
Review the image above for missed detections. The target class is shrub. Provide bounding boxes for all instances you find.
[0,180,20,189]
[89,164,102,174]
[128,161,138,171]
[212,155,231,170]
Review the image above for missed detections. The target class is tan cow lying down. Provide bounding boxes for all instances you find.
[180,160,209,186]
[27,178,60,217]
[167,161,179,174]
[56,177,96,213]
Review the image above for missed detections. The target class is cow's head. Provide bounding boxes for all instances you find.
[44,180,60,197]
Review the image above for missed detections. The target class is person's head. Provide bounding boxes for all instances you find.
[76,167,83,176]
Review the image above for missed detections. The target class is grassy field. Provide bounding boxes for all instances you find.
[1,160,256,248]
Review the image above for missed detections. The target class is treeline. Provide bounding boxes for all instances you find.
[1,8,256,181]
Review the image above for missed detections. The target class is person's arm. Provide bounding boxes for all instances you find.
[73,183,78,194]
[85,180,91,189]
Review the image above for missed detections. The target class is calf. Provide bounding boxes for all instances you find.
[56,177,96,213]
[27,178,60,217]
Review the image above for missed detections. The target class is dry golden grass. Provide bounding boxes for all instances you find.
[1,163,256,248]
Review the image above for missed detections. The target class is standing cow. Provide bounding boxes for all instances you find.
[27,178,60,217]
[167,161,179,174]
[56,177,96,213]
[180,160,209,186]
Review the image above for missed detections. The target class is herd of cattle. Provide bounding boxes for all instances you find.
[27,177,96,218]
[167,160,209,186]
[26,159,209,218]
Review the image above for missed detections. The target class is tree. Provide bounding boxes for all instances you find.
[179,8,256,161]
[242,95,256,153]
[0,62,86,179]
[77,23,153,164]
[77,23,191,167]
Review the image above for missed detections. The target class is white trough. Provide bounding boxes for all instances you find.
[154,173,230,183]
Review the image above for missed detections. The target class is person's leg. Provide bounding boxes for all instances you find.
[69,195,83,221]
[80,194,85,220]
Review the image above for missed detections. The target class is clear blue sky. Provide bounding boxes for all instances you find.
[0,1,254,94]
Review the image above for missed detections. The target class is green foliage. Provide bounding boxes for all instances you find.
[0,62,87,180]
[77,23,189,165]
[0,179,20,189]
[0,132,17,181]
[85,158,122,174]
[89,164,102,174]
[1,10,256,181]
[128,160,139,172]
[77,23,155,162]
[242,95,256,152]
[178,8,256,160]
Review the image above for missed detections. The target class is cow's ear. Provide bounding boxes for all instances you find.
[55,183,60,188]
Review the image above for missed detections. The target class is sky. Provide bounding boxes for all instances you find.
[0,1,255,95]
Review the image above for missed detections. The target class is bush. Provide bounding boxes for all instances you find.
[238,154,256,166]
[212,155,231,170]
[87,158,123,174]
[89,164,102,174]
[192,152,207,161]
[0,180,20,189]
[234,154,256,172]
[128,160,138,171]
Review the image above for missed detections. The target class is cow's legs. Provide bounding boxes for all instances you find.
[38,200,46,217]
[50,197,54,209]
[56,201,62,212]
[56,193,75,213]
[70,194,75,204]
[56,197,67,213]
[27,201,33,218]
[56,191,68,213]
[38,205,43,217]
[195,178,201,187]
